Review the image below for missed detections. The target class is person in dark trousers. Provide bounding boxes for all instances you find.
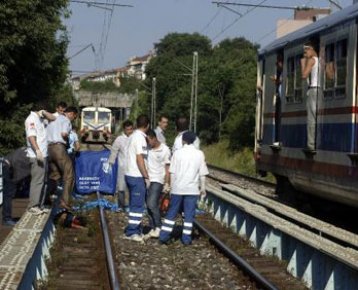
[1,147,31,226]
[159,131,209,245]
[123,115,150,242]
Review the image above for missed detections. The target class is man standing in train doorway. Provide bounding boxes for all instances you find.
[301,40,321,152]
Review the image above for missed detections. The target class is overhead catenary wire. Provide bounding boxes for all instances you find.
[212,0,269,41]
[70,0,133,8]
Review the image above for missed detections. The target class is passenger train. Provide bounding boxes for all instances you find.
[255,4,358,208]
[80,107,112,143]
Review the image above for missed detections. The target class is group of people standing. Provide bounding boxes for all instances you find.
[2,102,79,226]
[109,115,208,245]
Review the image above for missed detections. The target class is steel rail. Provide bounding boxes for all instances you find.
[194,219,278,290]
[97,191,120,290]
[207,163,275,188]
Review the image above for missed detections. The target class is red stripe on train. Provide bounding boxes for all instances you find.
[258,153,358,178]
[263,106,358,119]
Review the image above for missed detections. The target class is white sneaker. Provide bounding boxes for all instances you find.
[28,207,44,216]
[123,234,144,242]
[40,207,51,214]
[148,227,161,238]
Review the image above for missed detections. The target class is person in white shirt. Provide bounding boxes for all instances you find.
[172,116,200,153]
[159,131,209,245]
[108,120,134,211]
[124,115,150,242]
[301,40,321,152]
[46,106,78,209]
[67,125,80,160]
[154,115,169,144]
[53,101,67,118]
[145,129,171,238]
[25,108,55,215]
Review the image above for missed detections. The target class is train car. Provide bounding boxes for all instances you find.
[80,107,112,143]
[255,4,358,208]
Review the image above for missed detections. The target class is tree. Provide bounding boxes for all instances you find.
[0,0,70,155]
[144,33,258,149]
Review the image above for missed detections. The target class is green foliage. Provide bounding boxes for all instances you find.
[145,33,258,149]
[0,0,70,155]
[202,140,256,176]
[80,77,144,95]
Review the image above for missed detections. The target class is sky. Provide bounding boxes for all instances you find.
[65,0,353,75]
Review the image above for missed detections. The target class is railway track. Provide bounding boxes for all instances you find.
[44,194,119,290]
[204,180,358,290]
[207,164,276,199]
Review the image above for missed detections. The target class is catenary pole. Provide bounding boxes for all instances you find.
[193,52,199,133]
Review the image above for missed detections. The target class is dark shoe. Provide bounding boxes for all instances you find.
[2,219,17,226]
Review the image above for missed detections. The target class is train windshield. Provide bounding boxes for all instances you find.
[84,111,95,121]
[98,111,110,123]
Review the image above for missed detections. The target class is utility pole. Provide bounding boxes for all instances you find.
[189,51,198,132]
[193,52,199,133]
[151,77,157,128]
[135,88,139,120]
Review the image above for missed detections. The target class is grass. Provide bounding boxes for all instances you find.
[202,140,275,182]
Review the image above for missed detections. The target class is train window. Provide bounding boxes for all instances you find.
[324,39,347,99]
[84,111,95,121]
[335,39,347,97]
[324,43,335,98]
[285,55,303,104]
[98,112,110,123]
[294,55,303,103]
[286,57,295,103]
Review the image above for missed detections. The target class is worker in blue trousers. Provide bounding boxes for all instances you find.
[123,115,150,242]
[159,131,209,245]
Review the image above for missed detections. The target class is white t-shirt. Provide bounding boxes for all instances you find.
[109,133,130,170]
[147,143,171,184]
[154,126,166,144]
[46,115,72,144]
[170,144,209,195]
[25,112,48,158]
[172,131,200,153]
[125,130,148,177]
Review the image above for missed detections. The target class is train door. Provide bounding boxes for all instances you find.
[319,23,355,153]
[281,45,306,149]
[261,53,277,146]
[255,58,264,151]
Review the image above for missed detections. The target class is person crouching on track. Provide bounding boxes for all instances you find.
[46,106,78,209]
[159,131,209,245]
[123,115,150,242]
[145,129,171,239]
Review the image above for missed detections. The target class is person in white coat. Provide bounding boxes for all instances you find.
[159,131,208,245]
[108,120,134,211]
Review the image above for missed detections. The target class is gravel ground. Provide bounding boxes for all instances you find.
[107,212,257,290]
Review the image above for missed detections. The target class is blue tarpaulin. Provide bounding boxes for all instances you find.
[75,150,118,195]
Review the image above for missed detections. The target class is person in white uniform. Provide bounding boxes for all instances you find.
[172,116,200,153]
[124,115,150,242]
[108,120,134,211]
[301,41,321,151]
[145,129,171,238]
[154,115,169,144]
[159,131,209,245]
[25,108,55,215]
